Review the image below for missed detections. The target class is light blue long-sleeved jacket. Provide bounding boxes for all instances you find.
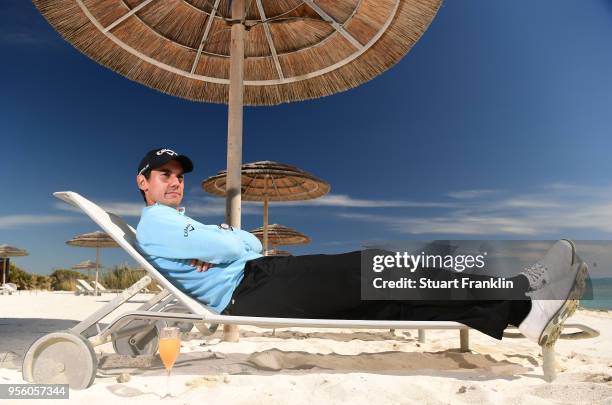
[135,203,263,312]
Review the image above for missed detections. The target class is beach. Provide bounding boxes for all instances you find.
[1,291,611,404]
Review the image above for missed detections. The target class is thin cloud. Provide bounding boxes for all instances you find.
[0,215,81,229]
[54,197,260,218]
[1,2,60,47]
[447,189,500,199]
[337,183,612,237]
[544,182,587,191]
[100,202,145,217]
[170,192,458,209]
[0,31,48,45]
[282,194,458,208]
[54,201,144,217]
[317,239,369,247]
[185,196,261,217]
[338,213,539,235]
[475,241,556,262]
[498,198,563,209]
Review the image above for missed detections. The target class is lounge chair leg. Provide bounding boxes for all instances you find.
[542,344,556,382]
[223,324,240,342]
[460,329,469,352]
[418,329,426,343]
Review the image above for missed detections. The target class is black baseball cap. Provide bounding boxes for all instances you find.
[137,148,194,175]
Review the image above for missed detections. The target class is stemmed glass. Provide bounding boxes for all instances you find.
[159,326,181,398]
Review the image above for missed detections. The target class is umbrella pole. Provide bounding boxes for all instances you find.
[1,256,6,293]
[263,186,269,253]
[95,247,100,296]
[264,196,268,253]
[223,0,245,343]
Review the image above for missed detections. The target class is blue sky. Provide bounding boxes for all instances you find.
[1,0,612,276]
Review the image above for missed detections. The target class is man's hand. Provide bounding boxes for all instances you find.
[190,259,215,272]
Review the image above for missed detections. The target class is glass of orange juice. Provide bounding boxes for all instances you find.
[159,326,181,398]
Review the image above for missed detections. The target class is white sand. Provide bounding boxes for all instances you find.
[1,291,611,404]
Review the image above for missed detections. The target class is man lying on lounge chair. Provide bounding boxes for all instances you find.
[134,148,587,346]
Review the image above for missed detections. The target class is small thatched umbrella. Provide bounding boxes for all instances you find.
[66,231,118,296]
[250,224,310,252]
[72,259,101,280]
[203,161,328,251]
[0,245,29,292]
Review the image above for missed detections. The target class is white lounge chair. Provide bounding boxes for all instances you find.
[91,280,123,294]
[21,191,589,389]
[1,283,17,295]
[74,283,86,295]
[76,279,98,296]
[91,280,106,292]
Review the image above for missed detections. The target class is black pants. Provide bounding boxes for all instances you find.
[225,250,532,340]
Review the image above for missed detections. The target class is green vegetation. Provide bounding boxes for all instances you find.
[101,264,159,290]
[49,269,90,291]
[4,263,53,290]
[4,263,158,291]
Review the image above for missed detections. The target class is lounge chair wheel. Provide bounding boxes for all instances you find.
[161,303,195,333]
[112,319,160,356]
[22,330,97,390]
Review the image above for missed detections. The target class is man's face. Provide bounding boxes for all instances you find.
[137,160,185,208]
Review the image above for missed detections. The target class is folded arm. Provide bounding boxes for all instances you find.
[137,211,250,264]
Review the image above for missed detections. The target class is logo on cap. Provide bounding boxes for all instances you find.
[156,149,178,157]
[138,147,193,175]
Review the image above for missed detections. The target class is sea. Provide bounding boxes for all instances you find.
[580,277,612,311]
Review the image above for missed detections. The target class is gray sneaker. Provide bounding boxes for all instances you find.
[519,240,589,346]
[520,263,550,291]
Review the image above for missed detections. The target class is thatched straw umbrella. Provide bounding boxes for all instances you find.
[66,231,118,296]
[203,161,327,251]
[33,0,441,340]
[32,1,442,106]
[72,259,101,280]
[250,223,310,253]
[0,245,29,293]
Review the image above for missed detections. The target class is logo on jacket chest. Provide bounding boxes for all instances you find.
[184,224,195,237]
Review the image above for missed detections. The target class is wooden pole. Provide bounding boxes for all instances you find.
[95,246,100,296]
[459,329,470,352]
[223,0,245,343]
[263,197,269,252]
[1,256,6,294]
[263,180,269,252]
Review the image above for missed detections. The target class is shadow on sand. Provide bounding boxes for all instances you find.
[2,319,531,383]
[0,318,80,369]
[98,348,529,383]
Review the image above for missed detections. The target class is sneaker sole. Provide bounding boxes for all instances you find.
[538,261,588,347]
[561,238,577,266]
